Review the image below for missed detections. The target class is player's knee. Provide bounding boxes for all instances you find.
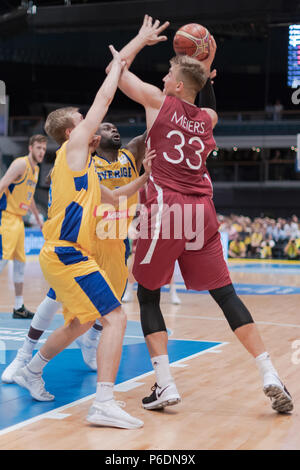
[102,307,127,332]
[69,317,94,336]
[209,283,254,331]
[13,260,25,284]
[137,284,167,337]
[31,296,60,331]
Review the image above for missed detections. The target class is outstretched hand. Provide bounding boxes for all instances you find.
[108,45,127,70]
[142,148,156,174]
[138,14,170,46]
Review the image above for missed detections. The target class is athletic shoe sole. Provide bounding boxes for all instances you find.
[264,384,293,413]
[143,395,181,410]
[86,415,143,429]
[1,374,15,384]
[12,312,34,319]
[13,372,54,402]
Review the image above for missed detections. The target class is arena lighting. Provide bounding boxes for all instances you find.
[288,25,300,88]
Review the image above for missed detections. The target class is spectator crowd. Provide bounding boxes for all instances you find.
[219,214,300,260]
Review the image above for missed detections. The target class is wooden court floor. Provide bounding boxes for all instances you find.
[0,258,300,450]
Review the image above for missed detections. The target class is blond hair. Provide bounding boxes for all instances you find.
[44,107,79,145]
[170,55,208,95]
[29,134,47,146]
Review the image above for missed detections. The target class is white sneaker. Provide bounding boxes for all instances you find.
[86,399,144,429]
[1,350,32,384]
[142,382,181,410]
[13,367,55,401]
[76,334,98,371]
[263,373,293,413]
[170,290,181,305]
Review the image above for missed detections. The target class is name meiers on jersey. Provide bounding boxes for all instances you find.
[171,111,205,134]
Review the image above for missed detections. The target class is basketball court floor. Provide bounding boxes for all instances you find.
[0,256,299,450]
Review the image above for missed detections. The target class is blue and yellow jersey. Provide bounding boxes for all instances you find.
[43,141,100,255]
[93,148,138,240]
[0,156,39,217]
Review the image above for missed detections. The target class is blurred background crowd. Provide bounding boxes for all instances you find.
[219,214,300,260]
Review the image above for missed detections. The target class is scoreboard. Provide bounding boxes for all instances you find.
[288,25,300,88]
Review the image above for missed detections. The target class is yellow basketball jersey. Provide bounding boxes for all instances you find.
[93,148,138,240]
[0,156,39,217]
[43,141,100,255]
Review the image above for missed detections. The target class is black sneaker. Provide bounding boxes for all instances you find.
[12,305,34,319]
[142,382,181,410]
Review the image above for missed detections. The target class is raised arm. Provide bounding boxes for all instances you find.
[118,68,164,113]
[198,36,218,128]
[66,46,125,171]
[125,131,147,173]
[106,15,168,122]
[0,158,27,196]
[106,15,169,73]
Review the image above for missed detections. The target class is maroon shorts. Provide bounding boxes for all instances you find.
[133,181,231,291]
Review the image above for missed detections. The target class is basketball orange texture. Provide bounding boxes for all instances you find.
[173,23,210,61]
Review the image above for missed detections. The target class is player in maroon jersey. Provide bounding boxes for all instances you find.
[110,15,293,414]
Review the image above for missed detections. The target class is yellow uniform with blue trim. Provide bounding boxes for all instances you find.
[40,141,121,325]
[0,156,39,262]
[93,148,138,299]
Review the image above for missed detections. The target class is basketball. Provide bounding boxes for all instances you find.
[173,23,210,61]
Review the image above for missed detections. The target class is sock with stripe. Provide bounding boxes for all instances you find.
[95,382,114,403]
[21,336,38,356]
[26,351,50,375]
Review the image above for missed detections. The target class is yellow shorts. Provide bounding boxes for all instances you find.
[0,211,25,262]
[39,242,121,325]
[94,239,128,300]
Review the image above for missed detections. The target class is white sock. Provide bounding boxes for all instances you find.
[20,336,38,356]
[26,351,49,375]
[15,296,23,310]
[95,382,114,403]
[255,352,279,379]
[151,355,173,388]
